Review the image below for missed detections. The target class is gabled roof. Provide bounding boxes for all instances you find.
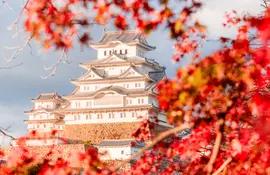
[90,30,156,50]
[32,93,64,102]
[78,67,105,80]
[118,65,145,78]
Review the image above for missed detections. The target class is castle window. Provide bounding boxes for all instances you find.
[97,114,103,119]
[44,124,46,128]
[126,84,129,88]
[104,51,107,56]
[120,113,123,118]
[109,113,112,118]
[120,50,123,54]
[135,83,137,87]
[132,112,135,117]
[138,99,141,104]
[109,50,112,55]
[141,99,144,104]
[75,102,80,107]
[37,124,39,128]
[86,114,88,120]
[125,49,128,54]
[121,150,124,154]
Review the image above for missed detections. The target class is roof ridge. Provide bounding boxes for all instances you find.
[105,30,138,34]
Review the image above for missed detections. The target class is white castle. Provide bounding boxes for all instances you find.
[21,30,171,164]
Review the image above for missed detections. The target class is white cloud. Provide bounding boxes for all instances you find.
[196,0,264,38]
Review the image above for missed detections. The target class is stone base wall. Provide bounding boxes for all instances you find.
[64,122,171,144]
[64,122,141,144]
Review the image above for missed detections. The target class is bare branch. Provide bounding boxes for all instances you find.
[7,0,30,31]
[0,63,23,70]
[212,157,232,175]
[261,0,269,8]
[4,34,33,62]
[115,123,194,170]
[41,49,68,79]
[0,128,15,140]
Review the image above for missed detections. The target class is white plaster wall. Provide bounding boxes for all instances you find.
[34,102,54,109]
[125,96,148,106]
[29,113,60,120]
[79,80,145,93]
[97,43,137,59]
[70,95,150,109]
[98,146,131,160]
[27,123,64,131]
[64,110,149,124]
[103,65,129,76]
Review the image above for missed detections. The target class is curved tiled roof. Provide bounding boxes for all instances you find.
[95,139,145,148]
[32,93,64,102]
[90,30,156,50]
[148,71,166,82]
[1,144,89,167]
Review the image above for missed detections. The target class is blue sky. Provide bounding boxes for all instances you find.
[0,0,264,145]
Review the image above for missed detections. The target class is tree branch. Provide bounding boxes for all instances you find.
[115,123,194,170]
[41,49,69,79]
[0,128,15,140]
[0,63,23,70]
[7,0,30,31]
[212,157,232,175]
[205,119,224,175]
[4,34,33,62]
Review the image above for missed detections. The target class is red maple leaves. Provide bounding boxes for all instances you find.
[1,1,270,175]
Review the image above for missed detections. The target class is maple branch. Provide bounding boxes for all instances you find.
[41,49,69,79]
[4,34,33,62]
[0,63,23,69]
[0,128,15,140]
[212,157,232,175]
[205,119,224,175]
[7,0,30,31]
[115,123,194,170]
[261,0,269,8]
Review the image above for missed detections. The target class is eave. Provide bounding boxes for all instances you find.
[70,76,154,85]
[59,104,157,113]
